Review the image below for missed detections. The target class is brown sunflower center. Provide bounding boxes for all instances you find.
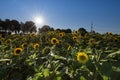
[53,39,57,43]
[80,55,86,60]
[16,50,21,54]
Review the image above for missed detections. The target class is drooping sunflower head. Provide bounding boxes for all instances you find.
[0,37,5,42]
[0,38,4,44]
[48,31,55,35]
[58,40,62,44]
[42,47,51,55]
[33,43,40,49]
[73,36,77,40]
[67,44,72,50]
[0,34,2,38]
[45,37,50,43]
[84,33,89,38]
[113,37,120,42]
[51,38,59,44]
[88,38,95,44]
[30,33,37,37]
[5,39,11,44]
[14,48,23,56]
[77,52,89,64]
[72,36,79,43]
[107,32,112,35]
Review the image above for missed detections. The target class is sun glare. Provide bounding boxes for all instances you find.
[34,16,44,25]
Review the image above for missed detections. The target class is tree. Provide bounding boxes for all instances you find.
[24,21,36,33]
[0,19,11,32]
[20,22,25,33]
[78,27,88,36]
[0,19,3,30]
[11,20,20,34]
[38,25,54,33]
[55,28,72,33]
[4,19,11,32]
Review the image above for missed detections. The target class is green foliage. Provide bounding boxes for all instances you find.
[0,31,120,80]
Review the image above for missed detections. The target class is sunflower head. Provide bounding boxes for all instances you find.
[73,30,79,35]
[58,32,65,37]
[14,48,23,56]
[22,38,27,42]
[73,36,78,40]
[21,43,27,48]
[51,38,59,44]
[5,39,11,44]
[42,47,51,55]
[67,44,72,50]
[0,38,5,41]
[33,43,40,49]
[77,52,89,64]
[73,36,80,42]
[0,34,2,38]
[84,33,89,38]
[58,40,62,44]
[107,32,112,35]
[114,38,119,42]
[88,38,95,44]
[30,33,37,37]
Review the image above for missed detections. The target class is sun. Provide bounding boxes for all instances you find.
[34,16,44,25]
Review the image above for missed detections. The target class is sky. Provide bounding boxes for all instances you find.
[0,0,120,34]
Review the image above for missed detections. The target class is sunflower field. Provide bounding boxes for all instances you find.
[0,30,120,80]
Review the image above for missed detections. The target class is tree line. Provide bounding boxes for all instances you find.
[0,18,88,35]
[0,18,37,34]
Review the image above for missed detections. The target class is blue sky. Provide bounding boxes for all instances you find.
[0,0,120,33]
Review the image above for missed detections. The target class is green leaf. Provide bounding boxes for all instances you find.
[33,73,43,80]
[107,50,120,58]
[98,62,112,76]
[43,69,50,77]
[0,59,10,62]
[56,76,62,80]
[102,75,109,80]
[80,76,86,80]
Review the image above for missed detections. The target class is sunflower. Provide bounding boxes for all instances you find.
[5,39,11,44]
[73,36,80,42]
[30,33,37,37]
[14,48,23,56]
[45,37,50,43]
[0,34,2,38]
[77,52,89,64]
[114,38,119,42]
[58,32,65,37]
[58,40,62,44]
[42,47,51,55]
[73,36,78,40]
[88,38,95,44]
[22,38,27,42]
[21,43,27,48]
[107,32,112,35]
[48,31,55,35]
[0,37,5,41]
[51,38,59,44]
[73,30,79,35]
[67,44,72,50]
[84,33,89,38]
[33,43,40,49]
